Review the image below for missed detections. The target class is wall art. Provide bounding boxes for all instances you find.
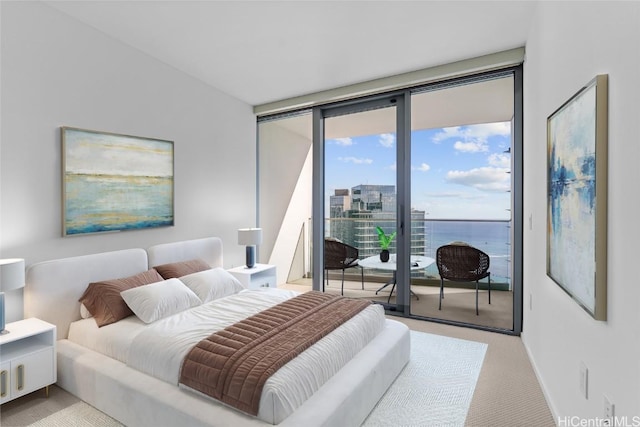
[62,127,174,236]
[547,74,608,320]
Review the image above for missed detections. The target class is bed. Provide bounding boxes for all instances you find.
[24,237,410,427]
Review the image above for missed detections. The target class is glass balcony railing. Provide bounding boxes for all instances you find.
[323,218,511,288]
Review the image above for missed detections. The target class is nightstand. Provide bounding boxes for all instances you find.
[228,264,277,289]
[0,318,56,403]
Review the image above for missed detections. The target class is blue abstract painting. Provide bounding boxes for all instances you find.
[547,82,598,314]
[63,128,174,235]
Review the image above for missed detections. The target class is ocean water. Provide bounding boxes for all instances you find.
[423,220,511,283]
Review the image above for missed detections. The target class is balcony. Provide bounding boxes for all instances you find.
[318,218,511,289]
[283,218,513,330]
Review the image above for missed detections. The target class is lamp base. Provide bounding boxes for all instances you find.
[245,246,256,269]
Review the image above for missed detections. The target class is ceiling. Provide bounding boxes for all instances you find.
[45,1,537,107]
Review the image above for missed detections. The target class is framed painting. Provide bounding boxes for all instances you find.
[62,127,174,236]
[547,74,608,320]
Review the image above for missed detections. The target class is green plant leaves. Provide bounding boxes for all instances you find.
[375,226,396,249]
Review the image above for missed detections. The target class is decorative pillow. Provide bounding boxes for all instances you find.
[80,303,92,319]
[121,278,202,324]
[154,259,211,279]
[179,268,245,303]
[79,269,164,327]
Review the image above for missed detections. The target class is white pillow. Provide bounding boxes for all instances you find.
[120,278,202,323]
[179,268,245,303]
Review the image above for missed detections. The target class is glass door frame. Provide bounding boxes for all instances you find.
[309,66,523,335]
[311,91,414,312]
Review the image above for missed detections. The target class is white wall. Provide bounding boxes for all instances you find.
[0,2,257,320]
[268,146,313,285]
[258,117,312,283]
[523,1,640,420]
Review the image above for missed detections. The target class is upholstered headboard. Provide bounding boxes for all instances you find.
[25,237,224,340]
[25,248,148,340]
[147,237,223,269]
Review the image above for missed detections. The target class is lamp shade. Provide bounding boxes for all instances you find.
[0,258,25,291]
[238,228,263,246]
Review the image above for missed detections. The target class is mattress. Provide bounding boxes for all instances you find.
[68,288,386,424]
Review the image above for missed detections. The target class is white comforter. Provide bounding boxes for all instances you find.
[69,288,386,424]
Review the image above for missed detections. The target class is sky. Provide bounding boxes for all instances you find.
[325,121,512,220]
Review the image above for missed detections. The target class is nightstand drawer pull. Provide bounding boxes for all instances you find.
[1,370,6,397]
[17,364,24,391]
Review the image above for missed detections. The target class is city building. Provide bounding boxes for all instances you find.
[329,185,426,259]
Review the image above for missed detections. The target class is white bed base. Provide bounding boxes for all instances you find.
[25,237,410,427]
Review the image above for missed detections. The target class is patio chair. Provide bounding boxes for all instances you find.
[436,244,491,315]
[324,238,364,295]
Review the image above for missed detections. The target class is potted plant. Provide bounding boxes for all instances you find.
[375,226,396,262]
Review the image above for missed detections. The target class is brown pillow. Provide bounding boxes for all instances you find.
[79,269,164,327]
[153,259,210,279]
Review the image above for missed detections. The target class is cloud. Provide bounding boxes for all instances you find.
[433,122,511,155]
[338,156,373,165]
[488,153,511,168]
[433,122,511,144]
[379,133,395,148]
[413,163,431,172]
[333,137,354,146]
[453,140,488,153]
[446,167,510,192]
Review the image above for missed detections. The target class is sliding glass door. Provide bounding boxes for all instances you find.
[311,70,522,332]
[409,74,516,329]
[260,66,522,333]
[316,95,410,311]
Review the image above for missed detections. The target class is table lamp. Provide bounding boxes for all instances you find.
[238,228,262,268]
[0,258,25,334]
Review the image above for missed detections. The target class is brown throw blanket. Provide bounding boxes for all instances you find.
[179,291,371,416]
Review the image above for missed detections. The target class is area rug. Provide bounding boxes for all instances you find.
[362,330,488,427]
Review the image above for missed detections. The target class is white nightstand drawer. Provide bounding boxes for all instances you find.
[11,347,55,399]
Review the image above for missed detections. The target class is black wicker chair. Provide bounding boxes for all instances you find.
[324,239,364,295]
[436,244,491,315]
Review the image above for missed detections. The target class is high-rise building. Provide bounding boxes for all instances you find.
[328,185,426,258]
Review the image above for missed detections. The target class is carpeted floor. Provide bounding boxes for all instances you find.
[395,317,556,427]
[0,331,488,427]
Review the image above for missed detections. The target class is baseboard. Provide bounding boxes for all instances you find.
[520,331,559,422]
